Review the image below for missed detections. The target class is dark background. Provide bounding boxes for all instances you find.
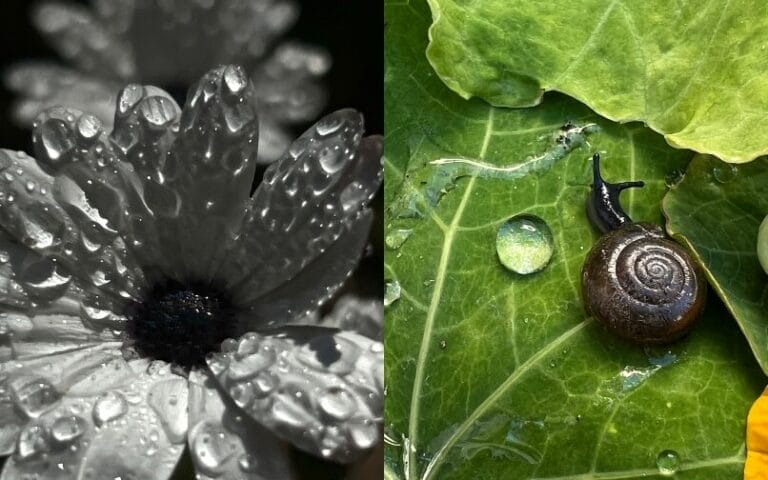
[0,0,383,149]
[0,0,383,478]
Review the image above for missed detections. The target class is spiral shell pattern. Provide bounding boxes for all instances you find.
[581,222,706,344]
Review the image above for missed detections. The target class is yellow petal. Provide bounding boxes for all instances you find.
[746,386,768,479]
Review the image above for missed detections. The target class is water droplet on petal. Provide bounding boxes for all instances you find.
[348,419,379,450]
[319,145,345,174]
[496,214,554,275]
[51,415,86,444]
[93,391,128,426]
[16,423,48,460]
[385,228,413,250]
[315,115,344,137]
[190,422,234,476]
[318,387,356,420]
[384,280,401,307]
[656,449,680,476]
[10,377,61,417]
[238,453,259,472]
[40,118,74,162]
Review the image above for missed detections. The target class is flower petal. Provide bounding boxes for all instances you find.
[163,65,259,280]
[318,295,383,341]
[223,110,382,311]
[0,144,147,303]
[238,210,373,323]
[3,63,118,128]
[208,327,383,463]
[0,356,187,480]
[188,369,297,479]
[32,1,135,79]
[251,42,330,124]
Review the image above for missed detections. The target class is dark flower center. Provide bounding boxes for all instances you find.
[126,280,238,369]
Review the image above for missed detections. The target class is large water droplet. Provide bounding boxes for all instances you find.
[385,228,413,250]
[16,423,48,460]
[190,421,235,476]
[228,347,277,381]
[664,169,684,188]
[40,118,74,162]
[656,449,680,476]
[238,453,259,472]
[384,280,401,307]
[11,377,61,417]
[223,65,248,94]
[315,116,345,137]
[318,387,356,420]
[348,419,379,450]
[496,215,554,275]
[51,415,86,444]
[318,145,345,174]
[93,391,128,426]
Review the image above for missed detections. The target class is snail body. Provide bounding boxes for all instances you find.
[581,154,706,344]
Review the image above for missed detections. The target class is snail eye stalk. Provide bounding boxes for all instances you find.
[587,153,645,234]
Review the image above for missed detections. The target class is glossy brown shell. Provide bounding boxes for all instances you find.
[581,222,706,344]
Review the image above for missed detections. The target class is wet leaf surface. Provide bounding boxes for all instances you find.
[424,0,768,162]
[664,155,768,373]
[384,1,765,479]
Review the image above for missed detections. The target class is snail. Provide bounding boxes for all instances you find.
[581,154,706,344]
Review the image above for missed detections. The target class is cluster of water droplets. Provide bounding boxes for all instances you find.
[1,353,190,479]
[206,329,383,462]
[225,109,382,319]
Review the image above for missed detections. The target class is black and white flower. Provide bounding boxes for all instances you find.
[0,64,382,479]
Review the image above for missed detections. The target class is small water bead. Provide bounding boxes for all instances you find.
[656,449,680,476]
[385,228,413,250]
[16,423,48,460]
[384,280,401,307]
[51,415,86,444]
[318,387,357,421]
[496,214,554,275]
[238,453,259,472]
[93,392,128,426]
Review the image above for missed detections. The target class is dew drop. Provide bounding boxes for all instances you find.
[385,228,413,250]
[238,453,259,472]
[348,419,379,450]
[16,423,47,460]
[93,391,128,426]
[664,169,684,188]
[318,145,345,174]
[11,377,61,417]
[51,415,86,444]
[315,115,345,137]
[384,280,401,307]
[190,422,233,476]
[496,214,554,275]
[656,449,680,476]
[318,387,356,420]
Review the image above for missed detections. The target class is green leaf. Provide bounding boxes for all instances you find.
[384,1,765,479]
[425,0,768,163]
[664,155,768,374]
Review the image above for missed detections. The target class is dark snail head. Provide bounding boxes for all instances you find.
[581,154,706,344]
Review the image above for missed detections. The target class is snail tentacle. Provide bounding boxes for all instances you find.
[587,153,645,234]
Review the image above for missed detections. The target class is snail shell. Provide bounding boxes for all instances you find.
[581,155,706,344]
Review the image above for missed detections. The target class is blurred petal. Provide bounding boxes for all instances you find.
[164,65,258,280]
[188,369,296,479]
[3,63,118,128]
[0,357,186,480]
[256,119,292,165]
[208,327,383,463]
[251,42,330,123]
[32,1,135,79]
[319,295,383,341]
[224,111,381,311]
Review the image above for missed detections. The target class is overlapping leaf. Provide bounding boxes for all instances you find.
[425,0,768,162]
[664,155,768,373]
[384,1,765,479]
